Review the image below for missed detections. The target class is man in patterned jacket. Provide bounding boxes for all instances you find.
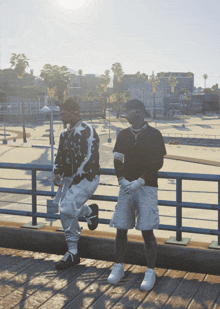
[53,97,100,270]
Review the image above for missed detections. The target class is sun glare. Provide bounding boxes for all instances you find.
[55,0,91,10]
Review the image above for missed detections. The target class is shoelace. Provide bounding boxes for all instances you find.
[62,251,74,262]
[85,215,97,225]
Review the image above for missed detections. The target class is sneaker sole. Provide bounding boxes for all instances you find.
[88,203,99,230]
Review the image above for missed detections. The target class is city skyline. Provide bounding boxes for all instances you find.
[0,0,220,88]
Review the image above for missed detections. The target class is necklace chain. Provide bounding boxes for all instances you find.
[130,123,147,140]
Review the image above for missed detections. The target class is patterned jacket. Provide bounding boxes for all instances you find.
[54,121,100,185]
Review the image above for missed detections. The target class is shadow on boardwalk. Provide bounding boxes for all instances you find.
[0,247,220,309]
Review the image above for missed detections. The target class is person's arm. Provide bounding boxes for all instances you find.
[53,132,65,186]
[113,130,126,180]
[140,131,166,182]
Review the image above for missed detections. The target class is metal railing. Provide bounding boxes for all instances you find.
[164,133,219,139]
[0,163,220,244]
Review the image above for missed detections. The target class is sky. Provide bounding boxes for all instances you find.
[0,0,220,87]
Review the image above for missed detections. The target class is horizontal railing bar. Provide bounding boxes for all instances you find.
[157,224,177,231]
[0,163,52,171]
[158,172,220,181]
[180,226,219,235]
[35,190,55,197]
[158,200,177,207]
[0,209,33,216]
[180,202,219,210]
[0,210,111,225]
[158,200,219,210]
[0,208,219,235]
[36,213,110,225]
[0,163,220,181]
[90,195,118,202]
[0,188,33,195]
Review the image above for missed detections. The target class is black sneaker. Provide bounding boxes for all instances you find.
[55,251,80,270]
[86,204,99,230]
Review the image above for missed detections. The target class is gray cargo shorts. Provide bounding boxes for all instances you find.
[110,185,159,230]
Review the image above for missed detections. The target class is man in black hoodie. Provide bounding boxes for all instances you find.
[107,99,166,291]
[53,97,100,270]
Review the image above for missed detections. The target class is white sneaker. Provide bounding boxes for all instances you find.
[140,268,156,291]
[107,263,124,284]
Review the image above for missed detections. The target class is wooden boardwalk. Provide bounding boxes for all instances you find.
[0,247,220,309]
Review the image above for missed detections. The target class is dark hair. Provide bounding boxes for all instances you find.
[124,99,146,113]
[58,97,79,112]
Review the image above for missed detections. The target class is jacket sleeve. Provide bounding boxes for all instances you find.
[140,131,166,181]
[113,131,126,179]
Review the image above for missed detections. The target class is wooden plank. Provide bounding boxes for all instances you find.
[12,258,95,309]
[137,270,186,309]
[37,260,111,309]
[0,253,66,308]
[63,261,114,309]
[87,264,141,309]
[0,251,47,298]
[162,272,206,309]
[212,290,220,309]
[111,267,167,309]
[0,248,21,263]
[188,274,220,309]
[0,249,36,284]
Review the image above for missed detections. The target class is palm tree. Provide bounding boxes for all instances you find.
[111,62,124,118]
[203,74,208,88]
[149,73,160,118]
[212,84,218,91]
[10,53,29,142]
[100,70,111,118]
[86,90,95,119]
[40,64,71,144]
[182,91,191,124]
[10,53,29,77]
[141,73,147,81]
[96,70,111,118]
[78,69,83,87]
[40,64,71,102]
[168,75,178,93]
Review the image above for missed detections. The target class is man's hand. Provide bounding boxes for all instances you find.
[124,178,145,194]
[118,177,130,191]
[54,174,61,187]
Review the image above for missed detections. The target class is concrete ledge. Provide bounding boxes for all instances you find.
[0,221,220,275]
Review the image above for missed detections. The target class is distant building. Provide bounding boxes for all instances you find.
[68,74,100,95]
[113,74,148,92]
[157,72,194,95]
[128,82,164,117]
[164,92,219,116]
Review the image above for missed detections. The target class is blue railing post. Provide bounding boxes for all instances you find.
[176,178,182,241]
[218,181,220,246]
[32,169,37,226]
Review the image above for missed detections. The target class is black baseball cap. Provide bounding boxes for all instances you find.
[57,97,79,112]
[124,99,146,113]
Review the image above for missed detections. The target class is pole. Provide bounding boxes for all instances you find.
[50,90,54,192]
[3,108,7,144]
[153,92,156,119]
[21,101,27,143]
[108,108,111,143]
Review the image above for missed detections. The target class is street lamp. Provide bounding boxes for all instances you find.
[40,104,55,193]
[106,108,112,143]
[2,103,7,144]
